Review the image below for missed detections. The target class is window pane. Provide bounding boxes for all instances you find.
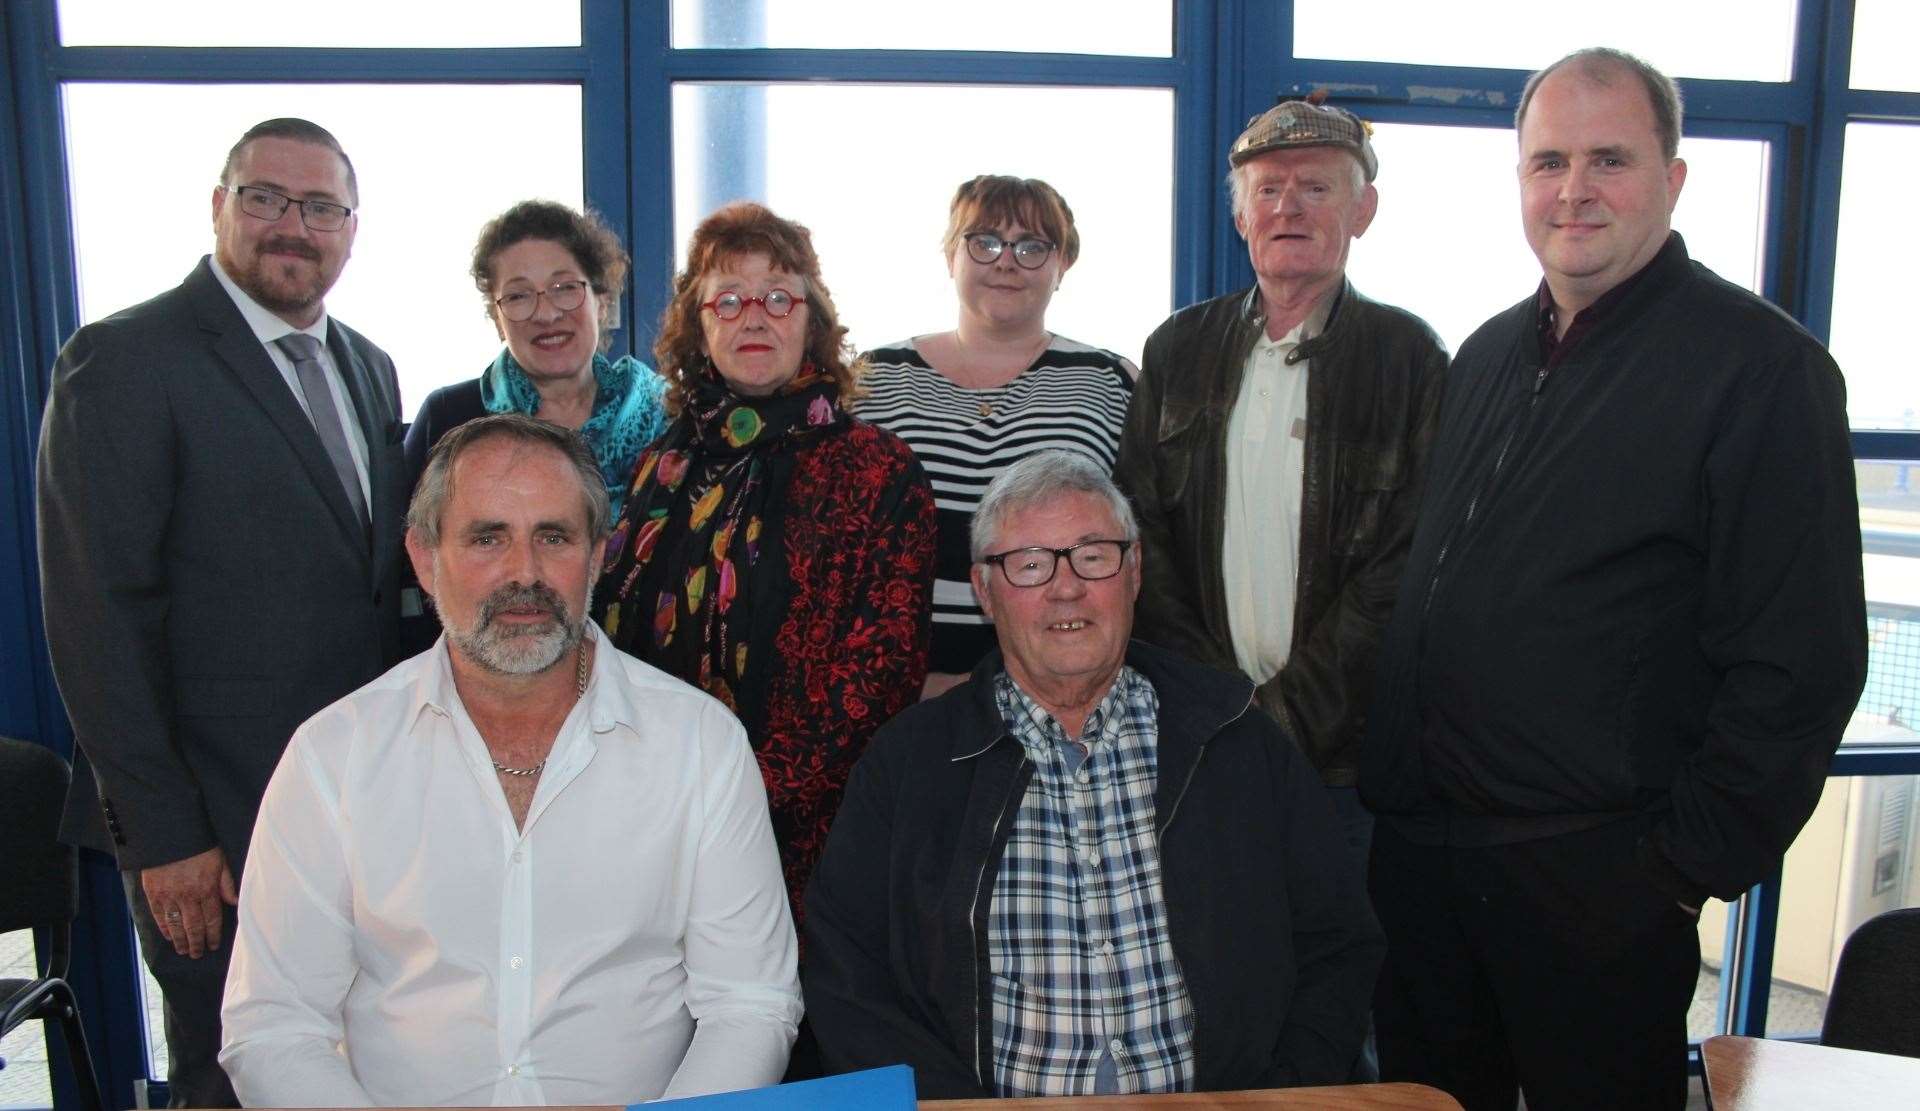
[0,931,53,1108]
[1830,124,1919,431]
[1859,461,1920,750]
[671,83,1173,368]
[57,0,580,47]
[1688,909,1734,1041]
[1851,0,1920,92]
[1346,122,1766,356]
[62,83,584,420]
[671,0,1170,55]
[1294,1,1794,82]
[1764,773,1920,1037]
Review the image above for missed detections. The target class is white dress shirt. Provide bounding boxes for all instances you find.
[220,624,801,1107]
[1220,302,1326,685]
[209,256,372,505]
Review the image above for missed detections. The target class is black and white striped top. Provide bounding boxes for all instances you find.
[855,335,1137,673]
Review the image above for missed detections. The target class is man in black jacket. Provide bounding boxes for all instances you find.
[1362,49,1866,1111]
[1114,95,1447,863]
[805,451,1382,1099]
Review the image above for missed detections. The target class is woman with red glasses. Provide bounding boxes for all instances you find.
[595,201,934,924]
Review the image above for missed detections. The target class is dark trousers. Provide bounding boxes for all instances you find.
[122,874,240,1109]
[1369,818,1700,1111]
[1325,786,1380,1084]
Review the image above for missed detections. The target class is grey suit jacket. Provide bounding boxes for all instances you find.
[37,257,406,872]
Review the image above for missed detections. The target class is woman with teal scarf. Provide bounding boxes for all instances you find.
[404,200,667,518]
[401,201,667,653]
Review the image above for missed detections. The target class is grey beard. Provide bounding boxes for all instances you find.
[437,581,584,676]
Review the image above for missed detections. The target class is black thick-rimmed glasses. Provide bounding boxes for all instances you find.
[700,288,804,321]
[227,185,353,232]
[494,280,590,323]
[963,232,1056,270]
[980,539,1131,588]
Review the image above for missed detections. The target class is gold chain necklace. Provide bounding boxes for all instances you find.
[490,642,590,778]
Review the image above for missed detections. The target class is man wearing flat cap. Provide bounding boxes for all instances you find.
[1115,95,1447,868]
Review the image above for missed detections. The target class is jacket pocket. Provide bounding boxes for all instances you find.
[1152,402,1208,508]
[1333,443,1403,556]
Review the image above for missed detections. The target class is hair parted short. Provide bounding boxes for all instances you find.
[970,449,1139,563]
[941,175,1081,269]
[653,201,857,416]
[471,200,629,349]
[221,118,359,207]
[1516,47,1685,162]
[407,413,611,548]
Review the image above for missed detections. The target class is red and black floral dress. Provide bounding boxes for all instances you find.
[594,369,935,920]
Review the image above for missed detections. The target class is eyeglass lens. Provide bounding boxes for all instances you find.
[495,281,589,322]
[234,186,350,232]
[711,289,798,320]
[999,541,1125,586]
[965,233,1054,270]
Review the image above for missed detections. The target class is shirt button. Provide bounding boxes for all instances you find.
[1109,1038,1125,1055]
[1084,851,1100,867]
[511,850,524,863]
[509,956,524,970]
[1075,770,1090,785]
[1102,940,1116,957]
[506,1065,520,1077]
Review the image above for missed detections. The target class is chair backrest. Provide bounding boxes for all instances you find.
[0,736,77,936]
[1820,906,1920,1059]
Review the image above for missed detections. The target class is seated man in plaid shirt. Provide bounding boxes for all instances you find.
[803,450,1383,1098]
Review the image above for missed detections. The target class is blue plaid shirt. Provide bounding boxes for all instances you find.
[985,667,1196,1097]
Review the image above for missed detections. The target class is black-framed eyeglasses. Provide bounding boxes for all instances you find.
[963,232,1056,270]
[494,279,591,322]
[226,185,353,232]
[700,288,804,321]
[981,539,1131,588]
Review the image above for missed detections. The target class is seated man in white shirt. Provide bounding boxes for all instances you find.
[220,413,801,1106]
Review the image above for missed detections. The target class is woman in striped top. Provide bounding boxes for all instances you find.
[856,175,1136,696]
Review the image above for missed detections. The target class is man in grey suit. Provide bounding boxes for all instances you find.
[36,118,404,1108]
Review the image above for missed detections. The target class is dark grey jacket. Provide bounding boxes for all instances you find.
[38,257,405,872]
[803,640,1383,1099]
[1114,282,1447,785]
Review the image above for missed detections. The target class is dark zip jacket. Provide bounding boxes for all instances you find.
[1362,235,1867,905]
[1115,283,1448,785]
[803,640,1383,1098]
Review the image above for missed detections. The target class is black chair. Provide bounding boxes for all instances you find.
[1,737,105,1111]
[1820,905,1920,1059]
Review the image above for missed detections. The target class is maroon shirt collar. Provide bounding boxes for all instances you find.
[1535,234,1672,369]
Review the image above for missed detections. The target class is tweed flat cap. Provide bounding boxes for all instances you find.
[1230,97,1378,181]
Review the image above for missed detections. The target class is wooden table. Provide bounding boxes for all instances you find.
[927,1083,1462,1108]
[1701,1034,1920,1109]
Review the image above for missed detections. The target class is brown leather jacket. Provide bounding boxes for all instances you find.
[1114,282,1447,785]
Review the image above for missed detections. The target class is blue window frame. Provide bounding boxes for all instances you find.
[3,2,1917,1107]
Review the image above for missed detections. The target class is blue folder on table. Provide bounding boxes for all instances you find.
[642,1065,917,1109]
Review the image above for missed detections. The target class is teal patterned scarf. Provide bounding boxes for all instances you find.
[480,349,668,516]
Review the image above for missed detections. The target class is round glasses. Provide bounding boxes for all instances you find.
[981,540,1131,588]
[229,185,353,232]
[700,288,804,321]
[494,280,590,323]
[963,232,1056,270]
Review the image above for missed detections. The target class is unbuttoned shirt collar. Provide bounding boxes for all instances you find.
[407,623,641,804]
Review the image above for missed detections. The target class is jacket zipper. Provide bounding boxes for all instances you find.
[971,749,1029,1088]
[1421,365,1550,620]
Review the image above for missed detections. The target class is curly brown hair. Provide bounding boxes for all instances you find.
[471,200,630,352]
[940,175,1080,269]
[654,201,858,416]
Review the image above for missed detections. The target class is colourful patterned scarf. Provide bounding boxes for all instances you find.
[596,365,843,723]
[480,349,668,517]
